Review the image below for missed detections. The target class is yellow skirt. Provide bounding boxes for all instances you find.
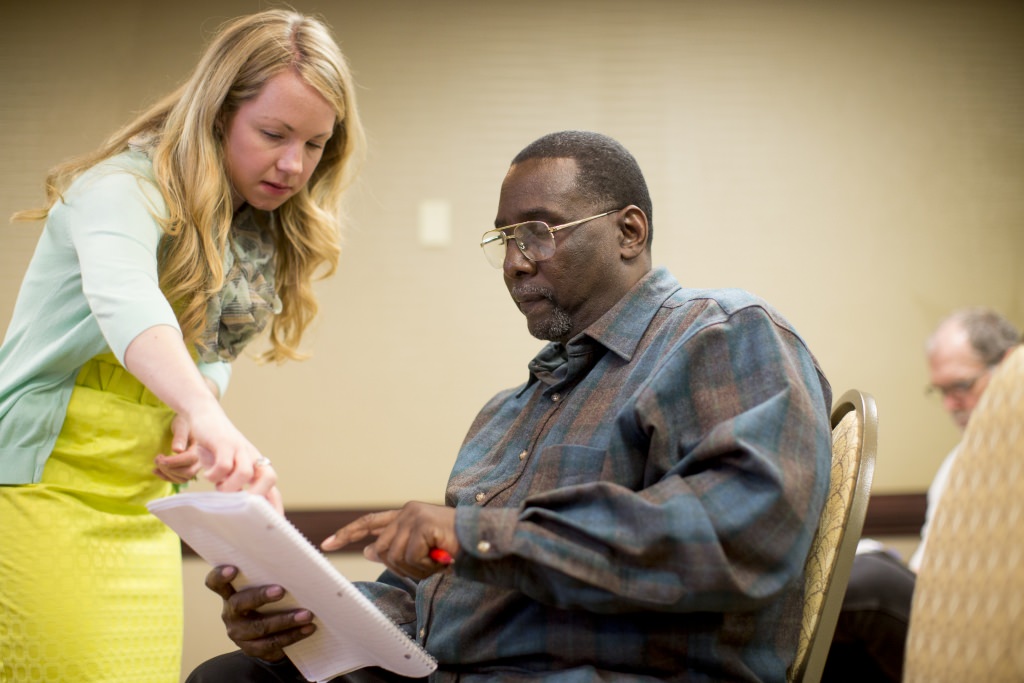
[0,353,182,683]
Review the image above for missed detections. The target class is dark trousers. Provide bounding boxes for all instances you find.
[185,651,426,683]
[822,550,915,683]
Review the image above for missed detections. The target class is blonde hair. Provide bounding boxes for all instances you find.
[14,9,365,363]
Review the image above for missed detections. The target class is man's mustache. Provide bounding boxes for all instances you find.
[510,284,554,303]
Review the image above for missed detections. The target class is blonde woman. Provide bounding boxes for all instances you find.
[0,9,364,682]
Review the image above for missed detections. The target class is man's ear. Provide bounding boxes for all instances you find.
[619,206,649,260]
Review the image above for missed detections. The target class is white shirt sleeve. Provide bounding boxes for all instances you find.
[907,444,960,573]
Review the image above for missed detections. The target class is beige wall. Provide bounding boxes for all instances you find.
[3,0,1023,677]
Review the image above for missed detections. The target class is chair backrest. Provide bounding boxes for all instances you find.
[789,388,878,683]
[903,346,1024,682]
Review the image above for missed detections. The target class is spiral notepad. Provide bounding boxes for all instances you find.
[147,492,437,682]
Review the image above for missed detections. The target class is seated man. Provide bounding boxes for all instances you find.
[824,307,1021,682]
[188,130,833,682]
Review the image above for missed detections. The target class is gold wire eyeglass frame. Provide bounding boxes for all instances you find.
[479,209,620,268]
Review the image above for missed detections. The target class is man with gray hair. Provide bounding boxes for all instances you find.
[824,307,1021,682]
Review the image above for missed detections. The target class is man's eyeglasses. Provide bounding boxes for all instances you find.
[479,209,620,269]
[925,369,989,400]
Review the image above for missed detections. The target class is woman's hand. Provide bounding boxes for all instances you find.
[163,408,283,513]
[152,415,204,483]
[125,325,282,512]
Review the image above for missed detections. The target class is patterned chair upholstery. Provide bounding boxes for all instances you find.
[903,346,1024,682]
[788,389,878,683]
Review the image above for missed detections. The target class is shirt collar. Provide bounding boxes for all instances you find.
[520,267,681,393]
[575,267,681,362]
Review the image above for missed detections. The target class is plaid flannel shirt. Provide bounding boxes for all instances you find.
[363,267,832,683]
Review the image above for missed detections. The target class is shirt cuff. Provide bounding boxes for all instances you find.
[455,506,519,560]
[197,361,232,399]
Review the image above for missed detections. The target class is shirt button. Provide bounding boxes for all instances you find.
[418,628,425,639]
[474,491,485,502]
[477,540,492,553]
[519,449,527,461]
[551,393,561,402]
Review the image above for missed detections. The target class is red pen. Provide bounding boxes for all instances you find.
[429,548,453,565]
